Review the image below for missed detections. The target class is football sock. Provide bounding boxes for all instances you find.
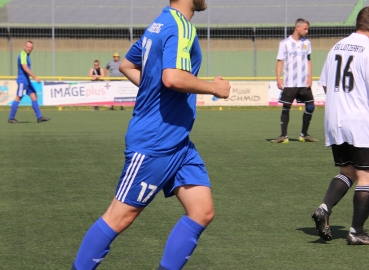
[301,103,315,136]
[9,100,20,119]
[73,217,118,270]
[31,100,42,119]
[280,107,290,136]
[158,215,206,270]
[301,112,312,136]
[351,186,369,233]
[322,174,353,214]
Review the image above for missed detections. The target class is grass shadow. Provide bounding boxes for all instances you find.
[266,138,300,142]
[297,225,348,243]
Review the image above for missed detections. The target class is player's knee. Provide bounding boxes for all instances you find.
[305,103,315,114]
[189,208,214,227]
[205,209,215,225]
[282,105,291,113]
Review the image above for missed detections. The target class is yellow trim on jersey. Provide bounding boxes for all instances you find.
[20,50,28,65]
[169,9,196,72]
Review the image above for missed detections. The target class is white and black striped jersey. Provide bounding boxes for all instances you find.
[277,35,311,87]
[319,33,369,147]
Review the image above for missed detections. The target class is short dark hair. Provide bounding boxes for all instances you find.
[356,7,369,32]
[295,18,310,26]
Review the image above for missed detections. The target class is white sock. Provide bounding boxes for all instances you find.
[319,203,328,212]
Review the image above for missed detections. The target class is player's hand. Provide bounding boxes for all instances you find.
[306,78,312,88]
[277,80,284,90]
[213,76,231,98]
[34,76,41,83]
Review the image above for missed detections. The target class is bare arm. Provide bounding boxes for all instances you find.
[22,64,40,83]
[120,58,141,87]
[276,60,283,90]
[162,68,230,98]
[307,60,312,87]
[89,68,96,80]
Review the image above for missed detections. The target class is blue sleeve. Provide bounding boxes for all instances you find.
[162,30,179,69]
[125,37,143,66]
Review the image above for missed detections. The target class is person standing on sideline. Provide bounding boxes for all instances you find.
[89,60,105,111]
[312,7,369,245]
[271,18,317,143]
[106,53,124,110]
[8,41,50,123]
[71,0,231,269]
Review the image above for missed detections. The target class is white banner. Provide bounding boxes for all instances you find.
[197,81,269,106]
[42,81,138,106]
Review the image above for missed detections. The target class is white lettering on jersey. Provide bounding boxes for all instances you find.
[148,23,164,33]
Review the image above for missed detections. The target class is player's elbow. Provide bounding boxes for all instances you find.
[162,68,182,89]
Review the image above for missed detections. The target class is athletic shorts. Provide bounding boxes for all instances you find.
[331,142,369,170]
[115,139,210,208]
[278,87,314,105]
[17,82,36,97]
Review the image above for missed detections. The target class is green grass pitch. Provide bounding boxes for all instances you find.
[0,107,368,269]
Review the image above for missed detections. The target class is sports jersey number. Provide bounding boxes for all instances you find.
[137,181,157,203]
[334,54,354,93]
[142,37,152,73]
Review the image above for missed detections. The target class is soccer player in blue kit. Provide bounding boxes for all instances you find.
[8,41,50,123]
[71,0,231,269]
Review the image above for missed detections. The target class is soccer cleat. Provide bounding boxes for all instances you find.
[271,136,289,143]
[8,118,19,123]
[299,135,318,142]
[347,228,369,245]
[37,116,51,123]
[311,207,332,241]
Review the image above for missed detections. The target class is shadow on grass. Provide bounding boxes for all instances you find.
[297,226,348,243]
[266,138,300,142]
[9,121,33,124]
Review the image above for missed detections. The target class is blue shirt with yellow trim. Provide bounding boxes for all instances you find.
[125,6,202,156]
[17,50,31,83]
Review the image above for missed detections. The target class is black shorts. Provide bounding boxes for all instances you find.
[278,87,314,105]
[331,143,369,170]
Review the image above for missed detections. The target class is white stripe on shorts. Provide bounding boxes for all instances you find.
[116,152,145,202]
[17,83,24,97]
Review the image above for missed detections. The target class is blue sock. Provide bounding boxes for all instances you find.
[73,217,118,270]
[31,100,42,119]
[9,100,20,120]
[159,215,206,270]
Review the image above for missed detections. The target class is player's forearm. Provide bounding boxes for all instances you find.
[308,61,312,81]
[162,68,216,95]
[22,65,37,80]
[276,61,283,81]
[120,58,141,86]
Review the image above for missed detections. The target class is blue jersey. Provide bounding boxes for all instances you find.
[17,50,31,83]
[125,6,202,156]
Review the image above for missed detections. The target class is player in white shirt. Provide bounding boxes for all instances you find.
[271,18,318,143]
[312,6,369,245]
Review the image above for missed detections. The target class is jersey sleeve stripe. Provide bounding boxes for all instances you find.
[20,51,27,65]
[169,9,197,72]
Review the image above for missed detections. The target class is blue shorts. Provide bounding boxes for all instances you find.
[115,139,210,208]
[17,81,36,97]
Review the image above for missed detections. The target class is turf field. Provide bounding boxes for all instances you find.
[0,107,367,270]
